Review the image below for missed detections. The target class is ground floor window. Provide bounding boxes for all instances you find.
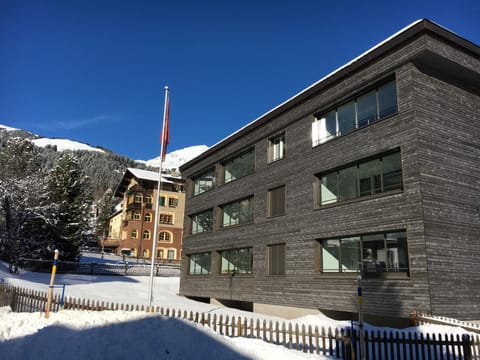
[320,230,409,274]
[220,247,253,274]
[189,252,211,275]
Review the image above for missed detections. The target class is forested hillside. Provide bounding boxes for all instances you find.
[0,127,154,200]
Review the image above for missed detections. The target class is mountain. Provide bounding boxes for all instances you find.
[0,124,208,199]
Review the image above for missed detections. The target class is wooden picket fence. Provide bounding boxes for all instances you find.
[1,283,479,359]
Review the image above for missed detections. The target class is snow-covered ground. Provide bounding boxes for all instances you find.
[0,254,471,360]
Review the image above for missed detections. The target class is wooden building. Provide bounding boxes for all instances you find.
[178,19,480,324]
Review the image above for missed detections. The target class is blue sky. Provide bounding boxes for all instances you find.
[1,0,479,160]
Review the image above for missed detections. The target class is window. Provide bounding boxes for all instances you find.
[220,248,253,274]
[159,231,171,242]
[191,209,214,234]
[268,186,286,217]
[223,148,255,184]
[189,252,211,275]
[168,197,178,208]
[159,196,166,207]
[221,196,254,227]
[268,244,285,275]
[157,249,164,258]
[133,211,141,220]
[268,133,285,163]
[159,214,173,224]
[134,194,143,203]
[312,79,398,146]
[193,168,215,195]
[317,150,402,206]
[145,195,153,204]
[131,229,138,239]
[144,213,152,222]
[143,230,151,240]
[167,249,175,260]
[320,230,409,274]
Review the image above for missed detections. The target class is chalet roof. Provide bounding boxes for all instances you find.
[113,168,174,198]
[180,19,480,172]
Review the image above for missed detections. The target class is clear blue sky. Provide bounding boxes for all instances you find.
[1,0,479,160]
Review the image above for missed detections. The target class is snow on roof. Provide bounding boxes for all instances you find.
[127,167,173,184]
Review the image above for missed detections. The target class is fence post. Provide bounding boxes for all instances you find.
[462,334,472,360]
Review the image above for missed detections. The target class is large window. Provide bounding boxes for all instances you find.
[320,230,409,274]
[318,150,402,206]
[159,231,172,242]
[193,168,215,196]
[268,244,285,275]
[191,209,214,234]
[223,148,255,184]
[159,214,173,224]
[221,196,254,227]
[220,248,253,274]
[268,186,286,217]
[189,252,211,275]
[312,80,398,146]
[268,132,285,163]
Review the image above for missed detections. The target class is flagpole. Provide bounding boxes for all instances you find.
[148,85,169,308]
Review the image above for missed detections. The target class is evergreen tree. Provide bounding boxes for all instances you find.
[0,138,54,264]
[47,153,93,261]
[95,188,116,240]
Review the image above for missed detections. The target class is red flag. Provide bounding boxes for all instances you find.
[160,91,170,161]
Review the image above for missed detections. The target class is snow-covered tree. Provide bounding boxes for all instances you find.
[46,153,93,262]
[0,138,54,265]
[95,188,115,240]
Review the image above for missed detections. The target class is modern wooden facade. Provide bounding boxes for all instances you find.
[179,20,480,323]
[107,168,186,261]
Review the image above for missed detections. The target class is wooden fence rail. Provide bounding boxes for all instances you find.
[1,284,479,359]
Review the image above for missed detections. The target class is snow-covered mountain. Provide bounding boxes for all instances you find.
[0,123,208,170]
[139,145,208,170]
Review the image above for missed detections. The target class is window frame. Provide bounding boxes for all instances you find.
[219,247,253,275]
[312,79,398,146]
[190,209,214,235]
[220,196,254,228]
[318,230,409,277]
[222,147,255,184]
[268,243,286,276]
[192,167,216,196]
[316,149,403,207]
[188,252,211,275]
[268,132,286,163]
[267,185,286,217]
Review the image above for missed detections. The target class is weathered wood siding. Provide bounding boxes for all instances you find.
[179,29,480,320]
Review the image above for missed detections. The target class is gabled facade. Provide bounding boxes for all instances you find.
[106,168,186,261]
[179,20,480,323]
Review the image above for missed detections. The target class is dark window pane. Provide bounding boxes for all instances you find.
[358,159,382,196]
[382,152,403,191]
[362,233,386,273]
[224,149,255,183]
[385,231,409,272]
[340,237,361,272]
[193,168,215,195]
[378,81,398,118]
[338,166,358,201]
[191,209,213,234]
[357,91,377,127]
[337,102,355,135]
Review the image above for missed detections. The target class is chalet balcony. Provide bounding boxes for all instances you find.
[126,202,142,210]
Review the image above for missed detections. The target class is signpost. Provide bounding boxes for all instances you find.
[357,275,365,360]
[45,249,59,318]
